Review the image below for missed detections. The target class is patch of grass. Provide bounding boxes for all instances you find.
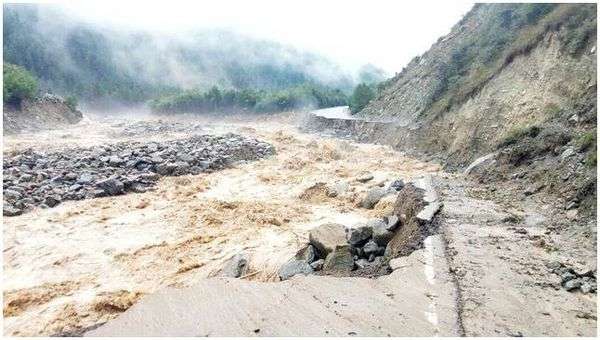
[576,130,596,151]
[497,125,541,148]
[544,102,561,117]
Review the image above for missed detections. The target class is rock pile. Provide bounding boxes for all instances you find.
[547,261,597,294]
[3,133,274,216]
[278,214,403,280]
[278,175,442,281]
[111,120,205,137]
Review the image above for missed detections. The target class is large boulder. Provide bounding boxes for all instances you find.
[323,244,354,273]
[278,260,313,281]
[308,223,346,257]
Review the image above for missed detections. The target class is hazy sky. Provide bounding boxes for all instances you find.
[53,0,475,74]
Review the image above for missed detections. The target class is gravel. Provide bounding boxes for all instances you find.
[3,133,274,215]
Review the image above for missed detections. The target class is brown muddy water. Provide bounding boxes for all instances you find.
[2,112,442,336]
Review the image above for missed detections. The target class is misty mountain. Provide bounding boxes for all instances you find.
[3,4,355,106]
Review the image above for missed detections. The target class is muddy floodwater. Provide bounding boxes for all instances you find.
[2,112,442,336]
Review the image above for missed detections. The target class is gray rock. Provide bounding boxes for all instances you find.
[356,174,374,183]
[360,187,387,209]
[346,225,373,246]
[108,156,125,166]
[221,253,248,278]
[96,178,125,195]
[3,204,22,217]
[388,179,405,191]
[4,189,22,202]
[44,195,61,208]
[309,223,347,257]
[295,244,317,264]
[69,184,83,191]
[369,218,394,246]
[385,215,400,231]
[323,244,354,273]
[580,282,596,294]
[363,240,379,256]
[564,278,582,291]
[77,173,95,184]
[278,260,313,280]
[310,259,325,271]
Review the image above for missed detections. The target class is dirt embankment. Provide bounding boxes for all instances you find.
[3,94,83,134]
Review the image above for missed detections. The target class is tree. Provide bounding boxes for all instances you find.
[3,63,38,105]
[349,83,375,113]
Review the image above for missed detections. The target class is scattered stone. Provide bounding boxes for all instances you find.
[278,260,313,280]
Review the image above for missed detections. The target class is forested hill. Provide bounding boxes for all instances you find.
[3,4,355,107]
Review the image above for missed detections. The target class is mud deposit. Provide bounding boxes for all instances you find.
[2,113,441,336]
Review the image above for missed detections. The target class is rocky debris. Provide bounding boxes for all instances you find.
[546,261,597,294]
[221,253,249,278]
[280,176,441,279]
[111,120,205,137]
[308,223,347,257]
[360,187,389,209]
[3,133,274,215]
[278,260,314,280]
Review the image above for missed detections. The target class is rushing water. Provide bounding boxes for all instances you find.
[2,112,442,336]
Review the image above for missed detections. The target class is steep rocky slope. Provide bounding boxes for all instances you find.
[359,3,596,217]
[3,94,83,134]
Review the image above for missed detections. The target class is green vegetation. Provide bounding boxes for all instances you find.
[149,84,347,114]
[398,3,597,118]
[349,83,376,114]
[65,95,78,111]
[3,62,38,105]
[497,125,541,148]
[3,4,353,105]
[577,130,596,152]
